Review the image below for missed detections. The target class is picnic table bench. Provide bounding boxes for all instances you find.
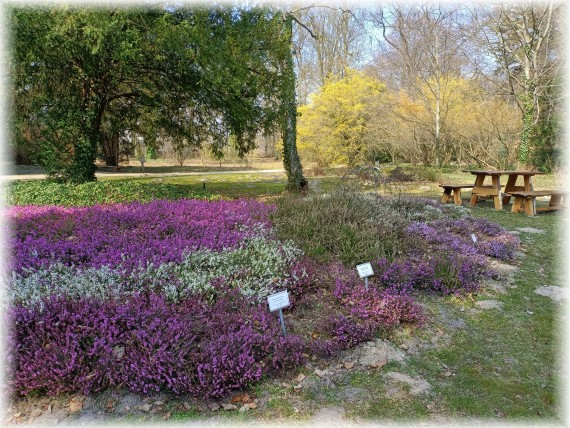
[463,170,544,211]
[439,184,474,206]
[505,190,567,216]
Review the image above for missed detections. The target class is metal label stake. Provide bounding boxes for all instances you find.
[356,262,374,290]
[267,290,290,335]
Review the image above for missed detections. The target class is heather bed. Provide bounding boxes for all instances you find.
[6,193,520,400]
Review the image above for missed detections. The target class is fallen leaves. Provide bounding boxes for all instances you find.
[222,392,259,412]
[230,393,250,404]
[368,359,386,369]
[68,397,83,413]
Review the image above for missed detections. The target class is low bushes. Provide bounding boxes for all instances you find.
[7,180,216,207]
[9,289,306,397]
[7,193,520,399]
[10,199,274,273]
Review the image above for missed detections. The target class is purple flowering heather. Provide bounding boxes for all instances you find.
[404,216,519,292]
[8,290,308,398]
[10,199,275,273]
[333,276,424,329]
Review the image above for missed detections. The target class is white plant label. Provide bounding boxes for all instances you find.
[356,262,374,278]
[267,290,290,312]
[471,233,478,243]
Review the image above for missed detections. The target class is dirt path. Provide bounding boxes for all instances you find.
[1,167,285,181]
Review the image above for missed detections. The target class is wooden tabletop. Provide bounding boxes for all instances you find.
[463,170,544,176]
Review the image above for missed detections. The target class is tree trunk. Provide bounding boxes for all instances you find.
[282,14,308,192]
[518,90,534,168]
[101,132,120,166]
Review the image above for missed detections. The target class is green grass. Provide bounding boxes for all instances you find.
[105,172,288,199]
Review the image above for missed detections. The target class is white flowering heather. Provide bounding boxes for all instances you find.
[144,236,303,301]
[10,237,305,307]
[9,263,125,308]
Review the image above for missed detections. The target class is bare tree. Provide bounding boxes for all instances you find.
[369,4,469,167]
[470,2,563,167]
[292,5,369,104]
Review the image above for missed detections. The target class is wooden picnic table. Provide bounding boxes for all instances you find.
[463,170,544,210]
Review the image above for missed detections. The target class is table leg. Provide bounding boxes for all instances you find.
[511,196,524,213]
[523,175,537,214]
[469,175,485,207]
[491,175,503,210]
[453,189,462,206]
[524,197,536,216]
[502,174,518,205]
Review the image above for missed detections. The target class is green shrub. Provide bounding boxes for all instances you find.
[7,180,219,206]
[274,191,401,265]
[411,166,443,182]
[273,190,472,266]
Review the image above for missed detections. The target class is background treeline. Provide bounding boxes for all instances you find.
[11,2,564,177]
[293,3,564,172]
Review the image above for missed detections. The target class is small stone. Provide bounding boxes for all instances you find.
[242,402,257,411]
[281,382,291,388]
[221,403,237,411]
[516,227,545,234]
[475,300,503,310]
[139,404,152,413]
[293,384,303,392]
[208,403,220,411]
[295,373,306,383]
[314,368,327,377]
[535,286,567,302]
[154,400,164,406]
[161,412,172,420]
[343,361,354,369]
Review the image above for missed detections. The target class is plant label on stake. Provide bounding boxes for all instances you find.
[267,290,290,335]
[356,262,374,290]
[471,233,478,243]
